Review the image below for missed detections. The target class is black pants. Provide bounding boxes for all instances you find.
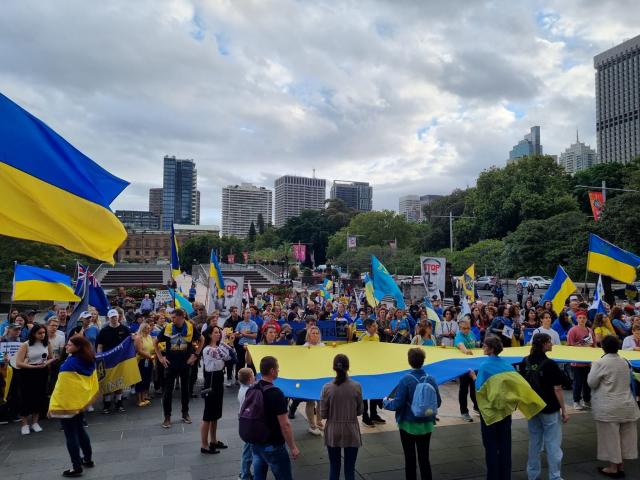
[189,360,199,396]
[571,366,591,403]
[458,373,478,414]
[235,344,247,370]
[363,400,381,420]
[163,366,191,418]
[154,359,164,392]
[480,415,511,480]
[225,360,236,381]
[399,429,432,480]
[61,414,92,470]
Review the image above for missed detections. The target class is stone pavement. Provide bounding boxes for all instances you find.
[1,383,639,480]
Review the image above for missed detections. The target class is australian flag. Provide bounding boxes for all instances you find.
[74,265,111,315]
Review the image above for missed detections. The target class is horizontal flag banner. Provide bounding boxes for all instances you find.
[247,342,640,400]
[12,264,80,302]
[587,233,640,284]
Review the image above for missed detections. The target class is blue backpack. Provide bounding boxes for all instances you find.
[407,374,438,418]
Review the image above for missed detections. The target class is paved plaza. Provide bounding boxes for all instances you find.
[1,382,639,480]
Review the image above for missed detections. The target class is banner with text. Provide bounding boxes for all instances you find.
[420,256,446,300]
[208,275,244,321]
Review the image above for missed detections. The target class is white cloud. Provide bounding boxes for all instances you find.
[0,0,638,222]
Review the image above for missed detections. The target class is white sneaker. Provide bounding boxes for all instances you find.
[581,400,591,409]
[21,425,30,435]
[573,402,583,411]
[31,423,43,433]
[307,427,322,436]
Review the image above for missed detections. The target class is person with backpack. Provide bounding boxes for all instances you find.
[383,347,441,480]
[238,355,299,480]
[518,333,569,480]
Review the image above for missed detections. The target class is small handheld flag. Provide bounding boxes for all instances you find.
[587,233,640,284]
[589,275,607,314]
[371,255,405,309]
[209,249,225,298]
[540,266,576,316]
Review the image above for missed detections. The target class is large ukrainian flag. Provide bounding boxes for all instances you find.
[49,356,99,418]
[540,266,576,316]
[587,233,640,284]
[209,249,224,298]
[170,224,181,279]
[363,273,378,307]
[12,264,80,302]
[0,93,128,263]
[95,336,141,394]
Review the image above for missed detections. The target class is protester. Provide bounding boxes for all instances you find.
[133,321,154,407]
[319,354,363,480]
[96,309,131,413]
[435,308,458,347]
[200,325,232,454]
[567,310,595,410]
[154,308,203,428]
[529,311,561,345]
[237,367,255,480]
[411,324,436,346]
[223,306,242,386]
[244,356,299,480]
[587,335,640,478]
[519,333,569,480]
[302,325,325,435]
[454,319,479,422]
[49,336,97,478]
[234,309,258,371]
[384,347,441,480]
[593,313,616,346]
[46,316,66,393]
[357,319,385,427]
[622,324,640,351]
[15,323,54,435]
[552,310,574,343]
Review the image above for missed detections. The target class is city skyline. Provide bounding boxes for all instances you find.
[1,1,639,225]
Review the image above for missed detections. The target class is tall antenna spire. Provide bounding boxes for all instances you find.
[312,168,316,179]
[576,128,579,143]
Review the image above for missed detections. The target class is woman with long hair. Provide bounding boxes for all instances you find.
[523,308,540,330]
[15,323,54,435]
[320,354,363,480]
[49,336,97,477]
[593,313,616,346]
[303,325,325,435]
[411,324,436,346]
[552,310,574,344]
[134,322,154,407]
[200,325,232,454]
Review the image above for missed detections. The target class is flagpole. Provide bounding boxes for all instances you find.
[7,261,17,321]
[205,253,212,313]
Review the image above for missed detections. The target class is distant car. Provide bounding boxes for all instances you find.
[476,276,497,290]
[516,276,551,289]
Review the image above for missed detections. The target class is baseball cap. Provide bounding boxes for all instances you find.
[79,311,92,319]
[7,323,21,330]
[107,309,119,318]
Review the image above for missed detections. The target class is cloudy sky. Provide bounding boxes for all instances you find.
[1,0,639,225]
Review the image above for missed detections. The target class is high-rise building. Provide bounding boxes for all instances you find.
[149,188,163,218]
[161,155,198,230]
[222,183,273,238]
[330,180,372,211]
[507,126,543,163]
[274,175,326,227]
[558,132,597,174]
[594,34,640,164]
[115,210,160,230]
[399,195,421,223]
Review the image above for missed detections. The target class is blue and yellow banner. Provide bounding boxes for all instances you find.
[95,336,141,395]
[371,255,405,308]
[170,224,181,279]
[12,264,80,302]
[247,343,640,401]
[49,355,99,418]
[363,273,378,307]
[540,265,576,315]
[587,233,640,284]
[209,249,225,298]
[0,93,128,263]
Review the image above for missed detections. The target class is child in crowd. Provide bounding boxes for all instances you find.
[237,367,255,480]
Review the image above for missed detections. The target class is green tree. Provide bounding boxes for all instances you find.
[176,235,221,273]
[256,214,265,235]
[571,162,630,214]
[254,226,281,250]
[595,192,640,255]
[421,189,470,250]
[279,209,333,265]
[248,221,257,243]
[426,239,505,276]
[324,198,358,231]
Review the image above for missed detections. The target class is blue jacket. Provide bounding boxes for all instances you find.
[383,368,441,424]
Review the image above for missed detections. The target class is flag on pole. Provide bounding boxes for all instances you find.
[462,264,475,302]
[0,93,128,262]
[12,264,80,302]
[170,224,180,279]
[587,233,640,284]
[66,278,89,339]
[209,249,225,298]
[371,255,405,308]
[74,265,110,315]
[540,266,577,316]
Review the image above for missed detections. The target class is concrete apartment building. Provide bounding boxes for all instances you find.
[274,174,326,227]
[221,183,273,238]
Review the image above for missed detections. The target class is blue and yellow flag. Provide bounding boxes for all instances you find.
[169,288,195,315]
[462,264,475,302]
[371,255,405,308]
[170,224,181,279]
[320,278,334,300]
[49,355,99,418]
[540,266,576,316]
[475,355,546,425]
[209,249,225,298]
[423,296,441,328]
[587,233,640,284]
[12,264,80,302]
[363,273,378,307]
[95,336,141,395]
[0,93,128,263]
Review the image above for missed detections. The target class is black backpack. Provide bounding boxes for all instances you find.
[238,383,274,444]
[523,357,549,396]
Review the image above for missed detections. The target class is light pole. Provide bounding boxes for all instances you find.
[430,211,475,251]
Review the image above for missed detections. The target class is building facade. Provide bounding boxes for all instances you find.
[161,155,199,230]
[222,183,273,238]
[399,195,421,222]
[116,224,220,263]
[558,133,597,174]
[508,126,543,163]
[149,188,163,218]
[594,34,640,164]
[115,210,160,230]
[330,180,372,211]
[274,175,326,227]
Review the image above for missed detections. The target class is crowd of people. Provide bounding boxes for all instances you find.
[1,284,640,479]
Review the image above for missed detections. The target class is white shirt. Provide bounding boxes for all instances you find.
[202,343,232,372]
[436,320,458,347]
[622,335,640,351]
[49,330,66,359]
[529,326,561,345]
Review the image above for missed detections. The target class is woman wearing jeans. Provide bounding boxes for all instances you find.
[384,348,441,480]
[320,354,363,480]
